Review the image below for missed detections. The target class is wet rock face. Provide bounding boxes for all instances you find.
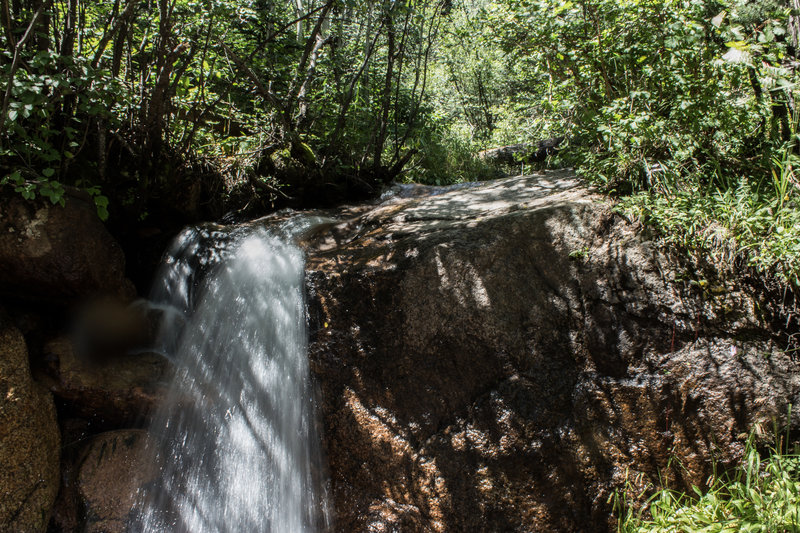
[0,317,60,532]
[76,430,154,533]
[41,337,172,427]
[51,429,154,533]
[304,172,800,532]
[0,191,133,304]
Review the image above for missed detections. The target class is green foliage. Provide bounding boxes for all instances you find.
[426,0,800,287]
[0,170,63,204]
[430,0,572,151]
[616,106,800,286]
[617,427,800,532]
[404,105,501,184]
[481,0,772,187]
[620,168,800,285]
[1,49,124,216]
[1,0,797,280]
[1,0,454,221]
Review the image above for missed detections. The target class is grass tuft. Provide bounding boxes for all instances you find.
[616,424,800,533]
[618,154,800,287]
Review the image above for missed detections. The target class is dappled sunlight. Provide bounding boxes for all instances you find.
[342,386,458,533]
[434,249,491,310]
[360,172,587,240]
[300,170,800,532]
[3,0,799,532]
[344,387,413,459]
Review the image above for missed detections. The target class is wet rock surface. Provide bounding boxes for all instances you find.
[0,316,60,532]
[55,429,154,533]
[303,171,800,532]
[0,190,134,304]
[40,337,172,427]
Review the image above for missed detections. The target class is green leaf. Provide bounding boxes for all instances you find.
[42,168,55,178]
[1,170,22,186]
[725,41,748,51]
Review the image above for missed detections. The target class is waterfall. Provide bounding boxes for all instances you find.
[133,218,331,533]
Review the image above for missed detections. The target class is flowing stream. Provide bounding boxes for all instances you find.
[132,217,331,532]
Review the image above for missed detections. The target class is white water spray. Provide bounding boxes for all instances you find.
[133,219,330,532]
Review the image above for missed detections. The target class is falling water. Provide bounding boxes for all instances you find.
[133,217,331,533]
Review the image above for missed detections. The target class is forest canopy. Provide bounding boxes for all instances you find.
[1,0,799,283]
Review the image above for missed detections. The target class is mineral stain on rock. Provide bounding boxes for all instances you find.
[0,191,133,304]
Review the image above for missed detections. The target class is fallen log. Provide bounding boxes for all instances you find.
[478,136,564,165]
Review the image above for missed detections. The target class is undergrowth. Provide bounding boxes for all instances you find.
[616,421,800,533]
[617,153,800,288]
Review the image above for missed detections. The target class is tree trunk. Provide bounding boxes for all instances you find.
[373,15,395,171]
[60,0,76,56]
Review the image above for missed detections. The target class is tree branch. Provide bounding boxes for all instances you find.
[0,2,46,144]
[217,38,283,113]
[91,0,140,69]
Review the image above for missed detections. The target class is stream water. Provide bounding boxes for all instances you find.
[132,218,331,532]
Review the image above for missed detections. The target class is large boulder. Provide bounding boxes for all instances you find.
[303,171,800,532]
[54,429,155,533]
[40,337,172,427]
[0,190,134,303]
[0,316,60,532]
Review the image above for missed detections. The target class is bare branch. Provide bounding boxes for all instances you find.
[91,0,140,69]
[217,38,283,113]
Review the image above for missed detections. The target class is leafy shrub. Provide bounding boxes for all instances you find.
[406,111,502,185]
[1,51,121,217]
